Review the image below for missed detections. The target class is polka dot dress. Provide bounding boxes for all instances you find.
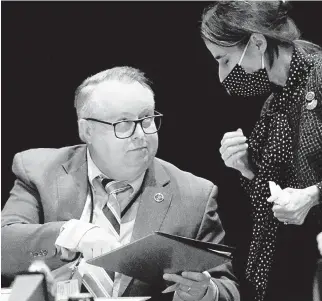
[240,48,322,301]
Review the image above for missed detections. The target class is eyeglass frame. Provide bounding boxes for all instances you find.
[83,110,163,139]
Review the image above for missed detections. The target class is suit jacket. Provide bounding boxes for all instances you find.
[1,145,239,301]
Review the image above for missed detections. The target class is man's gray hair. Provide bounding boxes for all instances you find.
[74,66,154,119]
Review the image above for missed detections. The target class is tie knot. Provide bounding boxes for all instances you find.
[101,177,132,195]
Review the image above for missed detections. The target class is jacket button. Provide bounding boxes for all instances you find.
[41,250,48,256]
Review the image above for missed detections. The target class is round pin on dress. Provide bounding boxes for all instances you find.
[306,91,317,110]
[154,192,164,202]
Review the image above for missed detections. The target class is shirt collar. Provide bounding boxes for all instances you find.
[86,148,145,194]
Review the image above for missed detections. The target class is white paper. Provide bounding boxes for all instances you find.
[268,181,290,205]
[56,279,79,301]
[268,181,282,196]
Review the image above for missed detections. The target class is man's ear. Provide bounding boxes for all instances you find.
[250,33,267,55]
[78,119,92,144]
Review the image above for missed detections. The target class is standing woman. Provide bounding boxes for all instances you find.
[201,1,322,301]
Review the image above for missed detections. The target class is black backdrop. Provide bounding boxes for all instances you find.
[2,0,322,286]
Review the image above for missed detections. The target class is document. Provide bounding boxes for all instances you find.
[87,232,234,288]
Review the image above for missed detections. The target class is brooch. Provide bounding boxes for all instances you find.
[154,193,164,203]
[305,91,317,110]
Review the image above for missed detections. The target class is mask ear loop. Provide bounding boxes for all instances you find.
[261,54,265,69]
[238,38,251,65]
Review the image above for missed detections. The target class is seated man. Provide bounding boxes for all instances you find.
[1,66,239,301]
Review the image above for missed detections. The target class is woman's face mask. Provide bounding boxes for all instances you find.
[221,39,271,97]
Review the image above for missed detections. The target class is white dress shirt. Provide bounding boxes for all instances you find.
[55,149,218,300]
[55,148,145,297]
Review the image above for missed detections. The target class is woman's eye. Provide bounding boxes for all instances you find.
[219,59,229,67]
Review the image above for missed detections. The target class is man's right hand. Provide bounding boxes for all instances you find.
[219,128,255,180]
[76,226,121,260]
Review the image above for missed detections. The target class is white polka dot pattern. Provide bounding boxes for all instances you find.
[240,48,322,301]
[222,64,271,97]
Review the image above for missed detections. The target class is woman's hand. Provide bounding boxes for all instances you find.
[220,128,254,180]
[267,185,320,225]
[317,232,322,256]
[163,271,214,301]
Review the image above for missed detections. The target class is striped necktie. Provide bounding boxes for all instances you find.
[81,178,132,298]
[101,178,132,237]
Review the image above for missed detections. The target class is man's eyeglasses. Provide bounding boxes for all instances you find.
[84,111,163,139]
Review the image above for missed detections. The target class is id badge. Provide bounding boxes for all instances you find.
[56,279,80,301]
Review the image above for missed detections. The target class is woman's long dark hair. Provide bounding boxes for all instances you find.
[201,1,321,67]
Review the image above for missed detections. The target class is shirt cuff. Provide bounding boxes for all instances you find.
[55,219,98,252]
[201,279,219,301]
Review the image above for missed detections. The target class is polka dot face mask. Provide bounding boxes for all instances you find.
[222,39,271,97]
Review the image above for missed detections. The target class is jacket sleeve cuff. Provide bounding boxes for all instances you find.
[240,175,255,195]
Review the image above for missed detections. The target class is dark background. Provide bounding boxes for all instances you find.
[2,0,322,288]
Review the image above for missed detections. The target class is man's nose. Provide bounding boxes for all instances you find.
[132,122,145,139]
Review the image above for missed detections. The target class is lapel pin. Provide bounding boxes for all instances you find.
[306,91,317,110]
[154,193,164,203]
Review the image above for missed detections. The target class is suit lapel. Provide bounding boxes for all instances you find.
[56,146,88,221]
[55,150,172,296]
[131,162,172,241]
[119,159,172,296]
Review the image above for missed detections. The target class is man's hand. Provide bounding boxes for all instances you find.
[267,186,320,225]
[76,227,121,260]
[219,129,254,180]
[163,271,214,301]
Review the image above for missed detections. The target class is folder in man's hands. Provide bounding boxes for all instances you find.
[87,232,234,288]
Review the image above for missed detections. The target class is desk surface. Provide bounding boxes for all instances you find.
[0,289,151,301]
[1,288,12,301]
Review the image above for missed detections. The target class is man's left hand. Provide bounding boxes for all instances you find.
[267,186,320,225]
[163,271,212,301]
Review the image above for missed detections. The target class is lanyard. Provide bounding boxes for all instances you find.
[88,179,143,223]
[69,179,143,279]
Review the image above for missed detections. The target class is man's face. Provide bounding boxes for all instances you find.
[86,80,158,181]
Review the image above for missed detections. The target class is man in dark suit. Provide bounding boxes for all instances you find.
[1,66,239,301]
